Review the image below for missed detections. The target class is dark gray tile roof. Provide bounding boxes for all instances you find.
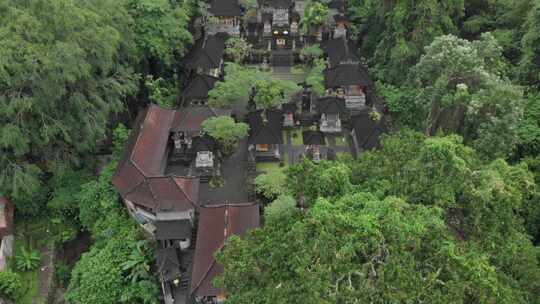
[351,109,389,151]
[321,38,359,67]
[171,106,231,134]
[259,0,293,8]
[281,102,297,113]
[324,63,370,88]
[316,96,347,115]
[247,110,284,144]
[302,130,326,145]
[192,135,218,153]
[156,247,181,282]
[328,0,346,11]
[155,219,192,240]
[184,34,227,70]
[183,75,220,101]
[208,0,242,16]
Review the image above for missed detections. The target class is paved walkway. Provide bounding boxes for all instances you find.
[199,138,250,205]
[33,229,55,304]
[271,66,307,84]
[285,130,294,165]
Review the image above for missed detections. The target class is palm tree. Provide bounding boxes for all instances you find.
[121,240,152,283]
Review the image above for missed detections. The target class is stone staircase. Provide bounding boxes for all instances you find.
[271,66,306,84]
[271,49,294,67]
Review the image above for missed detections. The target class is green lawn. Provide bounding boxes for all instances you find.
[289,129,304,146]
[334,135,349,147]
[256,155,289,173]
[256,161,281,173]
[336,152,353,160]
[18,270,40,304]
[282,152,290,166]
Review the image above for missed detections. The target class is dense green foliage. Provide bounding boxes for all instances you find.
[224,37,252,64]
[218,131,540,303]
[0,0,195,211]
[208,63,266,108]
[517,93,540,158]
[15,246,41,272]
[2,0,540,303]
[201,116,249,155]
[0,270,23,301]
[302,1,329,34]
[0,1,194,299]
[518,0,540,87]
[219,195,526,303]
[0,0,137,211]
[263,194,296,222]
[305,58,326,95]
[253,80,299,109]
[411,34,524,158]
[127,0,193,67]
[208,63,299,109]
[348,0,464,83]
[299,44,324,63]
[254,169,287,201]
[352,0,540,163]
[66,161,158,304]
[47,167,92,243]
[145,75,179,109]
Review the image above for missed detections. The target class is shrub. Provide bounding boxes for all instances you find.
[15,246,41,272]
[0,270,23,300]
[254,169,287,201]
[55,262,72,288]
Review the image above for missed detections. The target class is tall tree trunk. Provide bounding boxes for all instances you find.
[425,101,442,135]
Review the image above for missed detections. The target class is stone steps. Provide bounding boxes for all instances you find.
[271,67,306,83]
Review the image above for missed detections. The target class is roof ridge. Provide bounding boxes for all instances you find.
[122,179,147,198]
[190,251,222,296]
[125,108,152,179]
[170,175,199,209]
[129,104,178,178]
[190,206,229,296]
[203,50,218,67]
[202,75,215,90]
[147,176,166,209]
[201,202,255,208]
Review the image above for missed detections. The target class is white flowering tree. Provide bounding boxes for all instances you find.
[411,33,525,158]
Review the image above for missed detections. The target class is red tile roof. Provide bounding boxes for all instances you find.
[171,107,231,135]
[131,105,176,176]
[190,204,260,298]
[112,104,200,213]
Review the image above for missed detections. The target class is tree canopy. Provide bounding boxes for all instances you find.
[66,161,158,304]
[0,0,196,209]
[208,63,299,109]
[202,116,249,154]
[127,0,194,67]
[518,0,540,88]
[224,37,252,64]
[218,131,540,303]
[411,34,524,158]
[0,0,138,211]
[348,0,465,84]
[3,1,540,303]
[302,1,329,34]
